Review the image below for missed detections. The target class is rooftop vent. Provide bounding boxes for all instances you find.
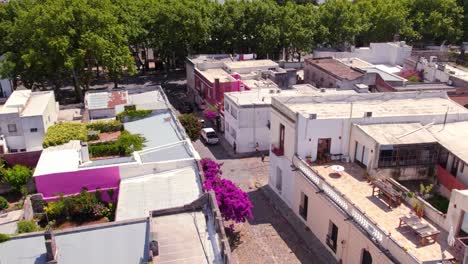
[269,89,275,94]
[320,88,326,93]
[276,90,281,93]
[309,114,317,120]
[365,112,372,118]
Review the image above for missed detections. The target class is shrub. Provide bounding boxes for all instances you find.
[0,196,8,210]
[43,123,88,147]
[124,104,136,111]
[178,113,202,141]
[17,220,39,233]
[117,109,152,121]
[2,165,32,194]
[87,131,100,141]
[0,233,10,243]
[44,189,115,224]
[88,131,144,157]
[86,120,123,133]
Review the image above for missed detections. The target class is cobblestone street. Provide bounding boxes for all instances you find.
[193,139,335,264]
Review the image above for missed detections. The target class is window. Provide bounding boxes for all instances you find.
[361,249,373,264]
[275,167,282,193]
[378,144,438,168]
[20,149,26,152]
[10,149,18,153]
[326,221,338,253]
[8,124,17,133]
[299,192,308,220]
[230,107,237,119]
[230,128,236,139]
[30,128,38,133]
[461,162,465,173]
[225,122,230,133]
[225,103,230,112]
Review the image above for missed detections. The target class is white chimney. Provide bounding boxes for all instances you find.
[80,142,90,163]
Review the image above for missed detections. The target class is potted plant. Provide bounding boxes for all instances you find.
[413,200,425,218]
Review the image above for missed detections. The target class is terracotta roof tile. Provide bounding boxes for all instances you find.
[306,58,364,81]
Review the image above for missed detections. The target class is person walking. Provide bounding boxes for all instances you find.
[261,153,265,162]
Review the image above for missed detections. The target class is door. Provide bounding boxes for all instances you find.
[317,138,331,159]
[361,249,372,264]
[279,124,285,150]
[299,192,308,220]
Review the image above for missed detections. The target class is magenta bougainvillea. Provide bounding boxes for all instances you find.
[200,158,253,224]
[204,109,218,119]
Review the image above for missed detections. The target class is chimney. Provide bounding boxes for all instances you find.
[81,141,90,163]
[44,228,58,263]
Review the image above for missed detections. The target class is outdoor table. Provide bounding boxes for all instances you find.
[399,215,440,246]
[371,180,402,208]
[331,165,344,176]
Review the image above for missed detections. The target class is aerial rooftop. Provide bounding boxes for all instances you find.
[197,68,234,83]
[0,219,149,264]
[429,121,468,162]
[224,59,278,71]
[355,123,438,145]
[274,91,468,119]
[305,57,364,81]
[225,84,357,106]
[0,90,54,116]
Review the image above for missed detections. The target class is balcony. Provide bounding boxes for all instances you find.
[436,165,468,191]
[271,144,284,157]
[293,155,454,263]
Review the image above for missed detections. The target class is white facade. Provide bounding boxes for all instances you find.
[268,91,468,263]
[0,90,58,152]
[0,78,12,98]
[314,42,412,66]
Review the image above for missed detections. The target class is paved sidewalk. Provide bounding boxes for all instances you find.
[261,185,337,264]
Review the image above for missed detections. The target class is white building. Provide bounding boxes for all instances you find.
[85,90,129,120]
[314,42,412,66]
[268,91,468,263]
[0,90,58,153]
[223,84,356,153]
[416,56,468,87]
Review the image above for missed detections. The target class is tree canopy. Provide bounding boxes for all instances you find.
[0,0,465,99]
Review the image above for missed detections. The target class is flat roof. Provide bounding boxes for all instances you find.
[393,83,456,92]
[338,57,374,68]
[446,64,468,81]
[116,166,202,221]
[198,68,233,83]
[34,140,82,176]
[275,91,468,119]
[152,211,222,264]
[310,162,453,262]
[188,54,232,65]
[1,90,31,113]
[224,59,278,70]
[356,123,438,145]
[305,58,364,81]
[0,219,149,264]
[85,91,128,110]
[241,78,278,89]
[225,85,357,106]
[129,91,167,111]
[21,91,54,117]
[429,121,468,162]
[364,67,406,82]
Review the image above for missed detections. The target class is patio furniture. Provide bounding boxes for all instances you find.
[371,180,402,208]
[399,215,441,246]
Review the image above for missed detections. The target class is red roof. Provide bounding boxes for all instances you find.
[306,57,364,81]
[108,91,128,108]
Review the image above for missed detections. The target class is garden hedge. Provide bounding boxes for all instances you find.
[117,109,152,122]
[0,196,8,210]
[43,123,87,147]
[86,120,123,133]
[88,131,144,157]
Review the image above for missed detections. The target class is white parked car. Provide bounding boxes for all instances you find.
[201,128,219,144]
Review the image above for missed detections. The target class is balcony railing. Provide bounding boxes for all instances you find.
[271,144,284,156]
[292,155,420,264]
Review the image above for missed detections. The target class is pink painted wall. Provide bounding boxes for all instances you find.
[34,166,120,202]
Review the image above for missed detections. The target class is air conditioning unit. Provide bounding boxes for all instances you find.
[341,156,350,163]
[269,89,275,94]
[365,112,372,118]
[309,113,317,120]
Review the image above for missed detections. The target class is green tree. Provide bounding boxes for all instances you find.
[2,165,33,194]
[279,2,319,61]
[178,114,202,141]
[355,0,417,44]
[407,0,463,44]
[0,0,136,100]
[17,220,40,234]
[318,0,364,47]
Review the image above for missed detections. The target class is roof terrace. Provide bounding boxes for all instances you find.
[293,155,454,263]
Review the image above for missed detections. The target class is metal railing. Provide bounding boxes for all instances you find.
[292,155,420,264]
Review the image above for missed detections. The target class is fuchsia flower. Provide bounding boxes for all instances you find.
[200,158,253,224]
